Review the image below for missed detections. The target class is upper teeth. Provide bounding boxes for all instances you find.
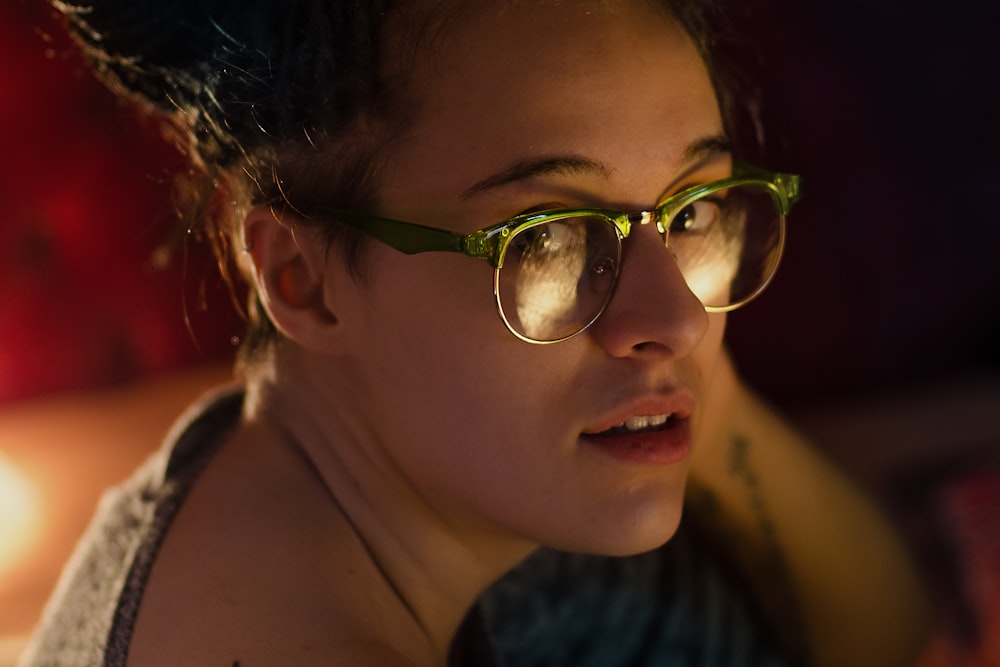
[618,414,670,431]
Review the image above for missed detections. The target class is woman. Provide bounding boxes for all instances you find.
[22,1,931,665]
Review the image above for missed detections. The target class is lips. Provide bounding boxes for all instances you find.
[581,393,696,465]
[582,416,692,465]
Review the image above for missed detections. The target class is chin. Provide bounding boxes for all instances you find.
[601,504,685,557]
[544,483,688,557]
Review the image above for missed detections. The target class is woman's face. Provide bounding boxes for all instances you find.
[330,0,729,555]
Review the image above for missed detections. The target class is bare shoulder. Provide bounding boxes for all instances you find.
[125,426,425,666]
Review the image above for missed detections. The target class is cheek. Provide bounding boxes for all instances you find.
[349,256,623,533]
[350,250,561,462]
[376,251,499,340]
[691,312,727,436]
[355,311,580,541]
[700,312,727,363]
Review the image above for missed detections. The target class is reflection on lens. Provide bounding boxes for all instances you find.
[498,216,619,342]
[672,183,781,309]
[513,221,586,339]
[673,203,743,306]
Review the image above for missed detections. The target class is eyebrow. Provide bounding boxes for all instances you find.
[459,155,610,200]
[458,134,732,200]
[678,134,733,168]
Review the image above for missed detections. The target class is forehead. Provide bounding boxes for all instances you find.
[380,0,724,212]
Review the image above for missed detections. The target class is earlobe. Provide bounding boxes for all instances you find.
[241,206,341,349]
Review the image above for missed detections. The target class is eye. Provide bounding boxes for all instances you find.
[590,255,618,276]
[670,198,723,233]
[515,219,583,254]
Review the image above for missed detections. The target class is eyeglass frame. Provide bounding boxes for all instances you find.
[313,161,802,342]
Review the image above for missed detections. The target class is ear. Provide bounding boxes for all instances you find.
[240,206,343,350]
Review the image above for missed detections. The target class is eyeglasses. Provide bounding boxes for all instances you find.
[318,162,801,344]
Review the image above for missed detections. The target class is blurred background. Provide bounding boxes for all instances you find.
[1,0,998,664]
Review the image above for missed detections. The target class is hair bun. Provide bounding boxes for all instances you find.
[55,0,377,155]
[58,0,232,110]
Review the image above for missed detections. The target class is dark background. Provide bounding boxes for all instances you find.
[726,1,1000,406]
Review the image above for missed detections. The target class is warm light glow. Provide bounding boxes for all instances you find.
[514,227,588,340]
[0,449,42,580]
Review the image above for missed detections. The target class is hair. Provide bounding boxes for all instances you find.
[53,0,763,368]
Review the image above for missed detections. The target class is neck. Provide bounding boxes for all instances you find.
[244,348,537,663]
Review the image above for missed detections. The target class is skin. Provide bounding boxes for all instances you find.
[126,2,933,666]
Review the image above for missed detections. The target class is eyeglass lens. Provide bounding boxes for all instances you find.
[495,183,783,342]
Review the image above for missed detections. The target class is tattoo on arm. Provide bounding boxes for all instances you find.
[728,433,807,662]
[729,435,791,596]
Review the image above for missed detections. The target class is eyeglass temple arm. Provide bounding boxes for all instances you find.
[734,160,803,213]
[774,172,803,212]
[321,210,502,265]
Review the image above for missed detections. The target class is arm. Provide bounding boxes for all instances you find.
[687,351,934,667]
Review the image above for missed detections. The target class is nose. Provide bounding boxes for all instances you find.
[587,226,709,358]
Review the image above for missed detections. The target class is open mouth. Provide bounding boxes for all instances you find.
[599,413,677,436]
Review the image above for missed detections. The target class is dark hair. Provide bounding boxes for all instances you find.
[54,0,408,361]
[54,0,761,364]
